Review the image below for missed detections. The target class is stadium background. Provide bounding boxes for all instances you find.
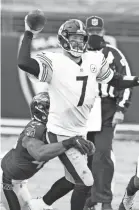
[1,0,139,209]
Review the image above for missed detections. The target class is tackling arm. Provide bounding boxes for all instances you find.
[22,136,66,162]
[22,136,93,162]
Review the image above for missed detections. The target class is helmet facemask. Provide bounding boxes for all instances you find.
[33,102,49,123]
[68,33,88,57]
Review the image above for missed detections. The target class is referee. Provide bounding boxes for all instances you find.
[85,16,132,210]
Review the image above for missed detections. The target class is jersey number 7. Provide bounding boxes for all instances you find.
[76,76,88,106]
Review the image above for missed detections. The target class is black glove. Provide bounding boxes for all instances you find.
[62,136,92,155]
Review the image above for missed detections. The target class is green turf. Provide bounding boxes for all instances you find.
[1,136,139,210]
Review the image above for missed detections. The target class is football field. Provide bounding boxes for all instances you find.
[1,136,139,210]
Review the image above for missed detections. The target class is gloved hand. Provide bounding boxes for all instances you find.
[62,136,93,155]
[112,111,124,127]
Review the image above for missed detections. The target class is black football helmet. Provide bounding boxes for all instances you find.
[58,19,88,57]
[30,92,50,124]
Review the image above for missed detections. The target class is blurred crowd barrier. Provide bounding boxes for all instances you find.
[1,0,139,123]
[2,0,139,15]
[1,0,139,36]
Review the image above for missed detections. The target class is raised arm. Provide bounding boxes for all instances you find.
[22,136,66,162]
[18,30,40,77]
[18,13,53,84]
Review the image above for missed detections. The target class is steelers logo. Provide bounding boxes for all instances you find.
[90,64,97,73]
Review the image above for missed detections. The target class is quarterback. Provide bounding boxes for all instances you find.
[1,92,92,210]
[18,11,139,210]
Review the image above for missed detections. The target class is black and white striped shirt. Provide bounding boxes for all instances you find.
[93,44,132,112]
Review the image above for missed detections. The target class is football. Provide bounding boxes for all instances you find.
[26,9,46,31]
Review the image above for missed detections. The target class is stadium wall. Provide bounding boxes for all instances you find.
[1,35,139,123]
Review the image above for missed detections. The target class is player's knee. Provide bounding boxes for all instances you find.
[134,176,139,189]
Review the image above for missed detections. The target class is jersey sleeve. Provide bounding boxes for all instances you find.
[96,56,114,84]
[32,52,53,84]
[24,121,46,140]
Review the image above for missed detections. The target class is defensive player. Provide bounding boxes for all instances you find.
[1,92,92,210]
[118,156,139,210]
[18,11,139,210]
[84,16,132,210]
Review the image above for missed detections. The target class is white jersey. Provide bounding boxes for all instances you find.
[32,50,114,136]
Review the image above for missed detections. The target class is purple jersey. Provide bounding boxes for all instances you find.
[1,120,47,180]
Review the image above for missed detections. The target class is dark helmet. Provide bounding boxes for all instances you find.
[58,19,88,57]
[30,92,50,124]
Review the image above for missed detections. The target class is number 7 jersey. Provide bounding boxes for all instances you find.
[32,50,114,136]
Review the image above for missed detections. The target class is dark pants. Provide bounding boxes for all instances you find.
[87,97,116,203]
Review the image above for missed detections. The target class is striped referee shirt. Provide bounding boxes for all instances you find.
[90,44,132,112]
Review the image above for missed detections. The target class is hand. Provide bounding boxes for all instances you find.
[112,111,124,127]
[62,136,92,155]
[74,137,92,155]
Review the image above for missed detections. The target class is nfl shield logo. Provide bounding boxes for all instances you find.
[91,18,98,26]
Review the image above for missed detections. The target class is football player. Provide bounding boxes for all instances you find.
[18,11,139,210]
[84,16,132,210]
[1,92,92,210]
[118,156,139,210]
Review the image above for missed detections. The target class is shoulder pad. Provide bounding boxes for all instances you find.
[24,126,36,137]
[24,120,44,137]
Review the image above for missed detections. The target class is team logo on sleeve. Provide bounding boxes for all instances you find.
[90,64,97,73]
[25,126,36,137]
